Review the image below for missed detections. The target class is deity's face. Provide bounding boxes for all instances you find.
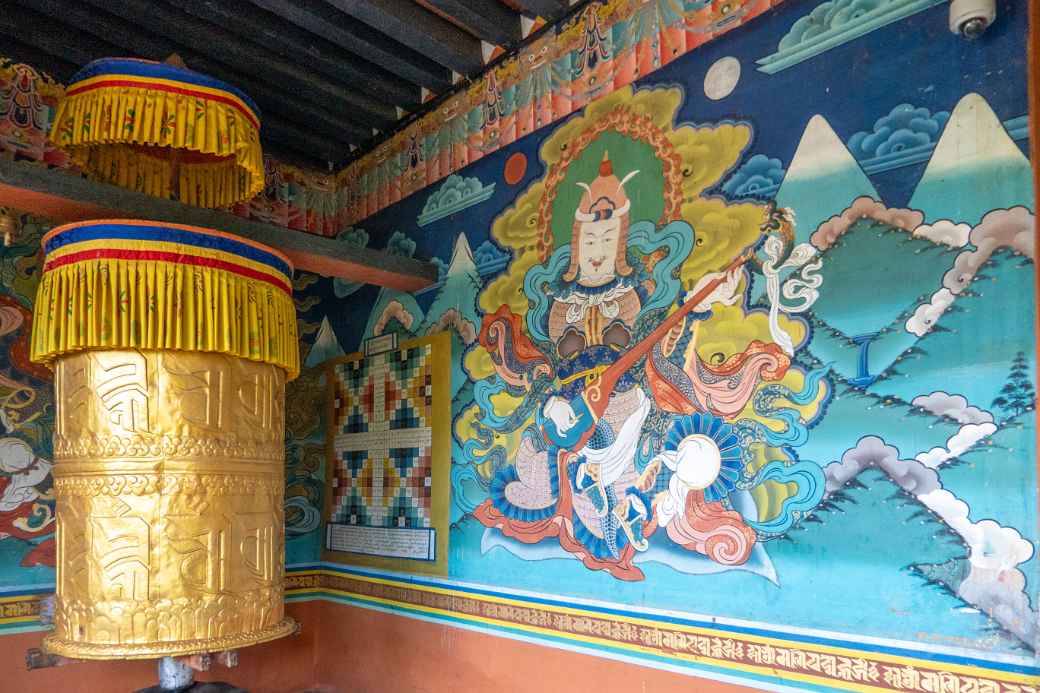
[577,218,620,287]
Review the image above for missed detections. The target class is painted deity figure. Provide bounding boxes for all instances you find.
[474,152,797,579]
[543,153,659,556]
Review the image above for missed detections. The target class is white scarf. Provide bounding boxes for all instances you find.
[558,283,633,323]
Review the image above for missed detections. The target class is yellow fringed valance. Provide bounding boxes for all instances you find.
[31,220,300,380]
[48,58,264,208]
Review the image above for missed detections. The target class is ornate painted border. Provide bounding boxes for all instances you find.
[6,572,1037,692]
[282,567,1039,693]
[0,590,47,633]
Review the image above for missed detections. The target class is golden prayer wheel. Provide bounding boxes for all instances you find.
[30,219,300,659]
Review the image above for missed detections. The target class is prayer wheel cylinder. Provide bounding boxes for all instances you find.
[31,220,300,659]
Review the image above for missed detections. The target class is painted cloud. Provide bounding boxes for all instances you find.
[906,207,1035,337]
[906,288,954,338]
[824,436,939,496]
[848,103,950,161]
[825,435,1036,648]
[912,220,971,248]
[779,0,882,50]
[810,197,923,251]
[721,154,785,198]
[915,422,997,469]
[911,391,994,425]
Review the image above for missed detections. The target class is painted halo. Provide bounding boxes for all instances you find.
[663,413,743,503]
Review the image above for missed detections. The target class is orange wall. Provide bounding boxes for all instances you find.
[4,601,320,693]
[2,599,759,692]
[311,601,758,693]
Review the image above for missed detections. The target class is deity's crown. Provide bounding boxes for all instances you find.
[575,151,639,223]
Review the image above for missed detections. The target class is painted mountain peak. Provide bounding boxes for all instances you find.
[447,231,477,277]
[304,316,345,368]
[775,114,880,245]
[364,288,425,342]
[909,93,1032,225]
[420,233,482,342]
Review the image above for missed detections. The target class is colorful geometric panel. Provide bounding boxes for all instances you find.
[332,358,379,434]
[325,335,448,574]
[385,344,433,429]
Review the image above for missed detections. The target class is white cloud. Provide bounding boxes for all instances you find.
[915,422,997,468]
[917,487,1036,646]
[943,207,1035,295]
[912,220,971,248]
[970,206,1035,258]
[906,288,954,337]
[911,391,994,425]
[824,436,938,495]
[905,208,1034,338]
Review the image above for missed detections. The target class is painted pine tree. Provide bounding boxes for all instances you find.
[991,351,1036,422]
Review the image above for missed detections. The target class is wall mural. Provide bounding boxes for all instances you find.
[287,0,1037,679]
[0,215,56,580]
[455,86,828,582]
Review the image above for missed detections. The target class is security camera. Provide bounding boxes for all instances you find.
[949,0,996,39]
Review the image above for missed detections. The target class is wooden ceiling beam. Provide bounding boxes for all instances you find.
[246,0,453,92]
[256,116,345,166]
[76,0,398,129]
[422,0,522,47]
[0,17,342,168]
[0,35,87,83]
[0,158,438,291]
[177,0,421,109]
[0,7,106,70]
[509,0,571,20]
[7,0,370,149]
[323,0,483,75]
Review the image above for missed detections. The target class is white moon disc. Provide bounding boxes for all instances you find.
[704,57,741,101]
[675,434,722,490]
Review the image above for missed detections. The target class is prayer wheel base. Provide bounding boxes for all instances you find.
[41,617,298,661]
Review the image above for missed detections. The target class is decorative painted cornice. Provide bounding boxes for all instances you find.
[336,0,786,226]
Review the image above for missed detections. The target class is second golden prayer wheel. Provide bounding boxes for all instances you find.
[30,220,300,659]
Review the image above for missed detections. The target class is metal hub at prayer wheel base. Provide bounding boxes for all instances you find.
[135,684,250,693]
[41,349,295,660]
